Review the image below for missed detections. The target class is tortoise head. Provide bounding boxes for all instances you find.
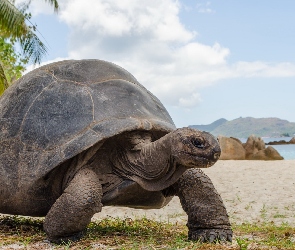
[171,128,221,168]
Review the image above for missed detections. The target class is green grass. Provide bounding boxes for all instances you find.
[233,222,295,250]
[0,215,295,249]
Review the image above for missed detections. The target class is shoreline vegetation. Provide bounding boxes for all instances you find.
[1,160,295,249]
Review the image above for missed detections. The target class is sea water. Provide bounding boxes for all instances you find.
[270,144,295,160]
[240,137,295,160]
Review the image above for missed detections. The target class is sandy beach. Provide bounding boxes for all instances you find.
[93,160,295,226]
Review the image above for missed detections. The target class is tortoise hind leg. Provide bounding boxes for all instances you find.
[43,168,102,243]
[168,168,232,243]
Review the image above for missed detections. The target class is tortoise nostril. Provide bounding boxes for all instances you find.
[214,152,220,160]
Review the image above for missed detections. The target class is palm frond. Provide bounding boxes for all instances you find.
[44,0,59,12]
[0,0,27,37]
[20,30,47,64]
[0,0,49,64]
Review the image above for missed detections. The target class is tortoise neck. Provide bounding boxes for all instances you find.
[111,132,187,191]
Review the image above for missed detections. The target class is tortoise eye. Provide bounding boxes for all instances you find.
[191,138,205,149]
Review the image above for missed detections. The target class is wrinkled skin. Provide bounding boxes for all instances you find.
[167,168,232,243]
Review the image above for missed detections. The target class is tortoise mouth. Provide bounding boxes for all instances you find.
[179,151,217,168]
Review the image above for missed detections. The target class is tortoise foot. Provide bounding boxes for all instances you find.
[188,228,233,243]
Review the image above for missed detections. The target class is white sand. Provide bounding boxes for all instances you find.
[93,160,295,226]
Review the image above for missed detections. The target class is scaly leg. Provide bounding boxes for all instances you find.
[43,168,102,243]
[169,168,232,243]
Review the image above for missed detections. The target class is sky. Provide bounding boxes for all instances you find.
[23,0,295,128]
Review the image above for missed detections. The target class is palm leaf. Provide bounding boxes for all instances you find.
[0,0,58,94]
[0,0,49,64]
[44,0,59,12]
[0,0,27,37]
[20,30,47,64]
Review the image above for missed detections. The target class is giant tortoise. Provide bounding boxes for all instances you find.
[0,59,232,243]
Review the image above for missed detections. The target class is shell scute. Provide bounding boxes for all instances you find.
[20,80,93,150]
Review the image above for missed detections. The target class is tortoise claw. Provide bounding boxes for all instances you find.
[198,235,205,243]
[209,233,216,243]
[188,228,233,243]
[219,231,228,242]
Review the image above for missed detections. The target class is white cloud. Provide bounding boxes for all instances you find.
[27,0,295,109]
[196,1,215,14]
[59,0,194,43]
[19,0,56,15]
[179,93,202,108]
[54,0,230,108]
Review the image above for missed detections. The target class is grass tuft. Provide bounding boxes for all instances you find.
[0,215,295,249]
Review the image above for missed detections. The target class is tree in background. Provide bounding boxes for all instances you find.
[0,0,59,94]
[0,37,28,94]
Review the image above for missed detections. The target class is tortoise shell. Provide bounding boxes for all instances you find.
[0,59,175,187]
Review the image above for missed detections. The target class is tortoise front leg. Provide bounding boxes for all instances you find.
[170,168,232,243]
[43,168,102,243]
